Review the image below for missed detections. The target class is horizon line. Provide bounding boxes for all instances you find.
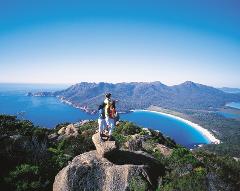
[0,81,239,89]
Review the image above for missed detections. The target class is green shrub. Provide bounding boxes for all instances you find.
[160,170,208,191]
[78,120,98,132]
[112,132,129,147]
[115,121,141,135]
[194,151,240,190]
[169,148,200,168]
[112,121,141,147]
[4,164,43,191]
[48,139,71,169]
[129,176,148,191]
[63,135,95,156]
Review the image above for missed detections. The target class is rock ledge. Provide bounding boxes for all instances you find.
[53,133,165,191]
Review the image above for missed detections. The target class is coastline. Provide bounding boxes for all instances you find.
[132,109,221,145]
[58,96,131,114]
[33,94,221,145]
[57,96,97,114]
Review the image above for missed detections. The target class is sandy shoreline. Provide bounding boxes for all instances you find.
[55,96,221,145]
[132,109,221,144]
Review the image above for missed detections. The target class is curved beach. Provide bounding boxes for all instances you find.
[54,96,221,145]
[133,109,221,144]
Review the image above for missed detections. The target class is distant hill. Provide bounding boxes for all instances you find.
[45,81,240,112]
[219,87,240,94]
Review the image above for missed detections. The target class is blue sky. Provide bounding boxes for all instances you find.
[0,0,240,87]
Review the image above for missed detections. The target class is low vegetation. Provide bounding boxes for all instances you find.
[0,115,239,191]
[181,110,240,157]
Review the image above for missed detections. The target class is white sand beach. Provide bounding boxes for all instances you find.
[133,109,221,144]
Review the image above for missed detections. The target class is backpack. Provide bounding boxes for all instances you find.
[109,107,116,119]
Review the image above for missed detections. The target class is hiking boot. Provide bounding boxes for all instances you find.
[99,136,104,142]
[108,135,114,141]
[99,133,105,142]
[101,133,108,137]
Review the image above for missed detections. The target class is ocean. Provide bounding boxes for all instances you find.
[218,102,240,119]
[0,83,211,148]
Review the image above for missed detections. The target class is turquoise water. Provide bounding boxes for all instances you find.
[219,102,240,119]
[226,102,240,110]
[122,111,210,148]
[0,84,210,148]
[218,112,240,119]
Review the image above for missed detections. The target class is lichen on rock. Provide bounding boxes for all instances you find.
[53,133,165,191]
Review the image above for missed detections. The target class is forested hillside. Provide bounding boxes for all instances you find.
[35,81,240,112]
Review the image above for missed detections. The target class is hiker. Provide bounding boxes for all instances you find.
[111,100,120,125]
[107,102,116,141]
[98,103,106,141]
[104,93,119,141]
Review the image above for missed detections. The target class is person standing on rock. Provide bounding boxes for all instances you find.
[98,103,106,141]
[104,93,118,141]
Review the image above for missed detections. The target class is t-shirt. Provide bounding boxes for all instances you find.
[104,98,112,117]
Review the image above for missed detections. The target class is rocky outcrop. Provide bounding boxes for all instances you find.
[124,134,173,157]
[53,133,165,191]
[92,133,117,157]
[124,134,143,151]
[153,144,173,157]
[57,124,79,138]
[48,132,58,141]
[48,120,91,142]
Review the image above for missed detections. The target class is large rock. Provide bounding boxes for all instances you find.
[92,133,117,157]
[53,134,165,191]
[153,144,173,157]
[142,141,173,157]
[53,150,164,191]
[48,133,58,141]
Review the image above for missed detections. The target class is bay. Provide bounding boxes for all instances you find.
[0,83,210,148]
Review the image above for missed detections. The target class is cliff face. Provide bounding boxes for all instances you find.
[53,133,165,191]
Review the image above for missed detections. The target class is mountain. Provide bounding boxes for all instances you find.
[219,87,240,94]
[47,81,240,112]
